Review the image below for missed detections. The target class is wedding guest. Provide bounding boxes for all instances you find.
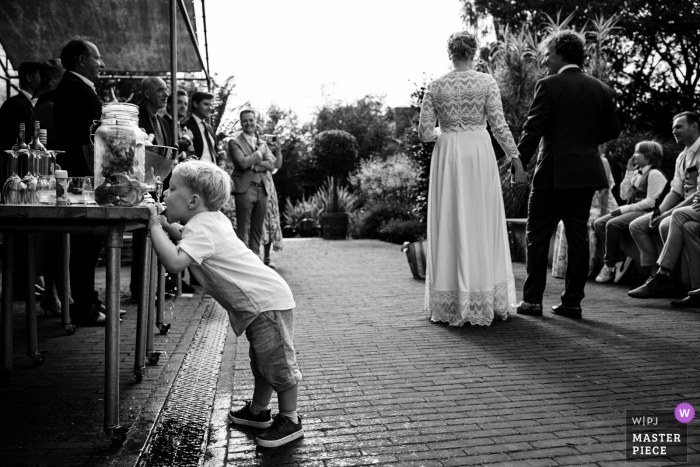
[54,39,124,325]
[594,141,667,283]
[261,138,284,268]
[182,91,217,164]
[30,59,65,148]
[628,111,700,299]
[145,161,303,447]
[228,110,279,256]
[0,61,41,151]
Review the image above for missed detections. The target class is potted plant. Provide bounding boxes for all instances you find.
[318,177,358,240]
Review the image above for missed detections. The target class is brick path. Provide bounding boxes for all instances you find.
[214,238,700,466]
[0,265,209,466]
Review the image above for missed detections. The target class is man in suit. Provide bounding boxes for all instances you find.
[53,39,116,326]
[182,91,218,164]
[228,109,279,256]
[0,61,41,151]
[513,30,620,319]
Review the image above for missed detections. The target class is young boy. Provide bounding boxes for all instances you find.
[145,160,303,448]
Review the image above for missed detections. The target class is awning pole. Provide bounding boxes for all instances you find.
[171,0,178,150]
[200,0,211,91]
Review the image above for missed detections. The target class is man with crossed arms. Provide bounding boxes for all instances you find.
[228,109,279,256]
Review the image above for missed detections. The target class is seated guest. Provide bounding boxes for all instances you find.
[594,141,667,283]
[629,111,700,300]
[0,61,41,150]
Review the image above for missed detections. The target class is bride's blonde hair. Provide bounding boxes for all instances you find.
[447,31,477,61]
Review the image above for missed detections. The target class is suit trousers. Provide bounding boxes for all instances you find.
[69,234,104,315]
[234,184,268,256]
[593,210,647,267]
[657,207,700,287]
[523,188,595,306]
[629,212,671,268]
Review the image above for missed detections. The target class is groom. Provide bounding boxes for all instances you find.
[512,30,620,319]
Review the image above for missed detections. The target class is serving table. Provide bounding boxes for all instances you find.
[0,205,166,445]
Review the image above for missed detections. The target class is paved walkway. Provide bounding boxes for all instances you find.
[210,238,700,466]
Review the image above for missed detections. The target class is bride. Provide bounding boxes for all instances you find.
[419,31,527,326]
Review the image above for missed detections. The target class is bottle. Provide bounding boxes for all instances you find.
[29,121,46,152]
[55,169,68,206]
[14,123,31,176]
[38,129,47,147]
[652,197,661,219]
[11,123,28,153]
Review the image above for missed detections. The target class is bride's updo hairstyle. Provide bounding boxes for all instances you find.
[447,31,477,61]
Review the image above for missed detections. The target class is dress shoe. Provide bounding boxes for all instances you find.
[670,295,700,308]
[72,304,107,327]
[628,274,673,299]
[94,301,126,317]
[687,287,700,297]
[40,301,62,317]
[264,259,277,269]
[551,303,582,319]
[181,281,196,293]
[515,300,543,316]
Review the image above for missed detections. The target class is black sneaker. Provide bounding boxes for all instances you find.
[228,401,272,429]
[255,414,304,448]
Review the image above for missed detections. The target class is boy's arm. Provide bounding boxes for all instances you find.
[160,215,183,240]
[146,205,194,273]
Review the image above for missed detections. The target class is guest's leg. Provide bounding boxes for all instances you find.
[629,213,658,268]
[682,222,700,289]
[593,214,610,250]
[659,215,673,243]
[523,190,563,304]
[248,186,269,257]
[234,191,253,247]
[264,243,272,263]
[560,189,595,306]
[658,207,700,271]
[603,211,646,267]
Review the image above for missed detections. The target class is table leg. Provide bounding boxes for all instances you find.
[146,248,160,364]
[104,227,126,446]
[60,234,75,335]
[156,261,170,335]
[134,230,151,383]
[1,234,14,386]
[25,234,44,366]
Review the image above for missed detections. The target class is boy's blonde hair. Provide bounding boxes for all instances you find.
[173,161,230,211]
[635,140,664,169]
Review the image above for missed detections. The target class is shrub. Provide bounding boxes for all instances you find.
[282,194,322,237]
[310,130,359,184]
[377,218,426,244]
[359,203,412,239]
[314,177,360,214]
[348,153,420,207]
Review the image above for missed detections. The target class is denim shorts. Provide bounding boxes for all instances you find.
[245,309,302,392]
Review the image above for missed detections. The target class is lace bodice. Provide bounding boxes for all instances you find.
[418,70,519,159]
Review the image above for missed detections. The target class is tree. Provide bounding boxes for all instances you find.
[313,95,397,160]
[309,130,359,185]
[459,0,700,135]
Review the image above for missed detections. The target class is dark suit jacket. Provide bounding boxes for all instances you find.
[53,72,103,177]
[517,68,620,191]
[138,105,190,153]
[182,115,216,160]
[0,92,34,152]
[227,133,276,194]
[162,113,192,152]
[30,90,58,149]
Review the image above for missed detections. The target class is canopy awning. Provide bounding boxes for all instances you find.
[0,0,204,74]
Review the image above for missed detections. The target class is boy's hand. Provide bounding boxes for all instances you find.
[145,203,161,230]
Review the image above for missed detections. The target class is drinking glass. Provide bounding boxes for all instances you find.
[82,177,96,205]
[68,177,84,205]
[36,175,53,205]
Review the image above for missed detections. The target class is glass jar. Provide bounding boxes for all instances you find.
[93,103,147,191]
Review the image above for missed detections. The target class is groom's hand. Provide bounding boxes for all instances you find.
[510,158,529,186]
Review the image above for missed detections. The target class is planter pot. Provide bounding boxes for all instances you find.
[321,213,349,240]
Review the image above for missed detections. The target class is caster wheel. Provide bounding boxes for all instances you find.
[64,324,77,335]
[158,323,171,335]
[110,430,127,447]
[29,353,45,366]
[147,353,161,364]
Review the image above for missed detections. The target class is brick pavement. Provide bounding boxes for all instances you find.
[214,238,700,466]
[0,265,210,466]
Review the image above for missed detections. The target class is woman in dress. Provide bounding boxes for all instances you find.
[419,31,526,327]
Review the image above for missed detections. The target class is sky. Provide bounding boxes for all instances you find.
[196,0,469,124]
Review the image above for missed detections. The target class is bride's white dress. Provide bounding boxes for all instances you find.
[419,69,518,326]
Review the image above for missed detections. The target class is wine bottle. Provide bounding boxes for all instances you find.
[29,121,46,152]
[11,123,28,153]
